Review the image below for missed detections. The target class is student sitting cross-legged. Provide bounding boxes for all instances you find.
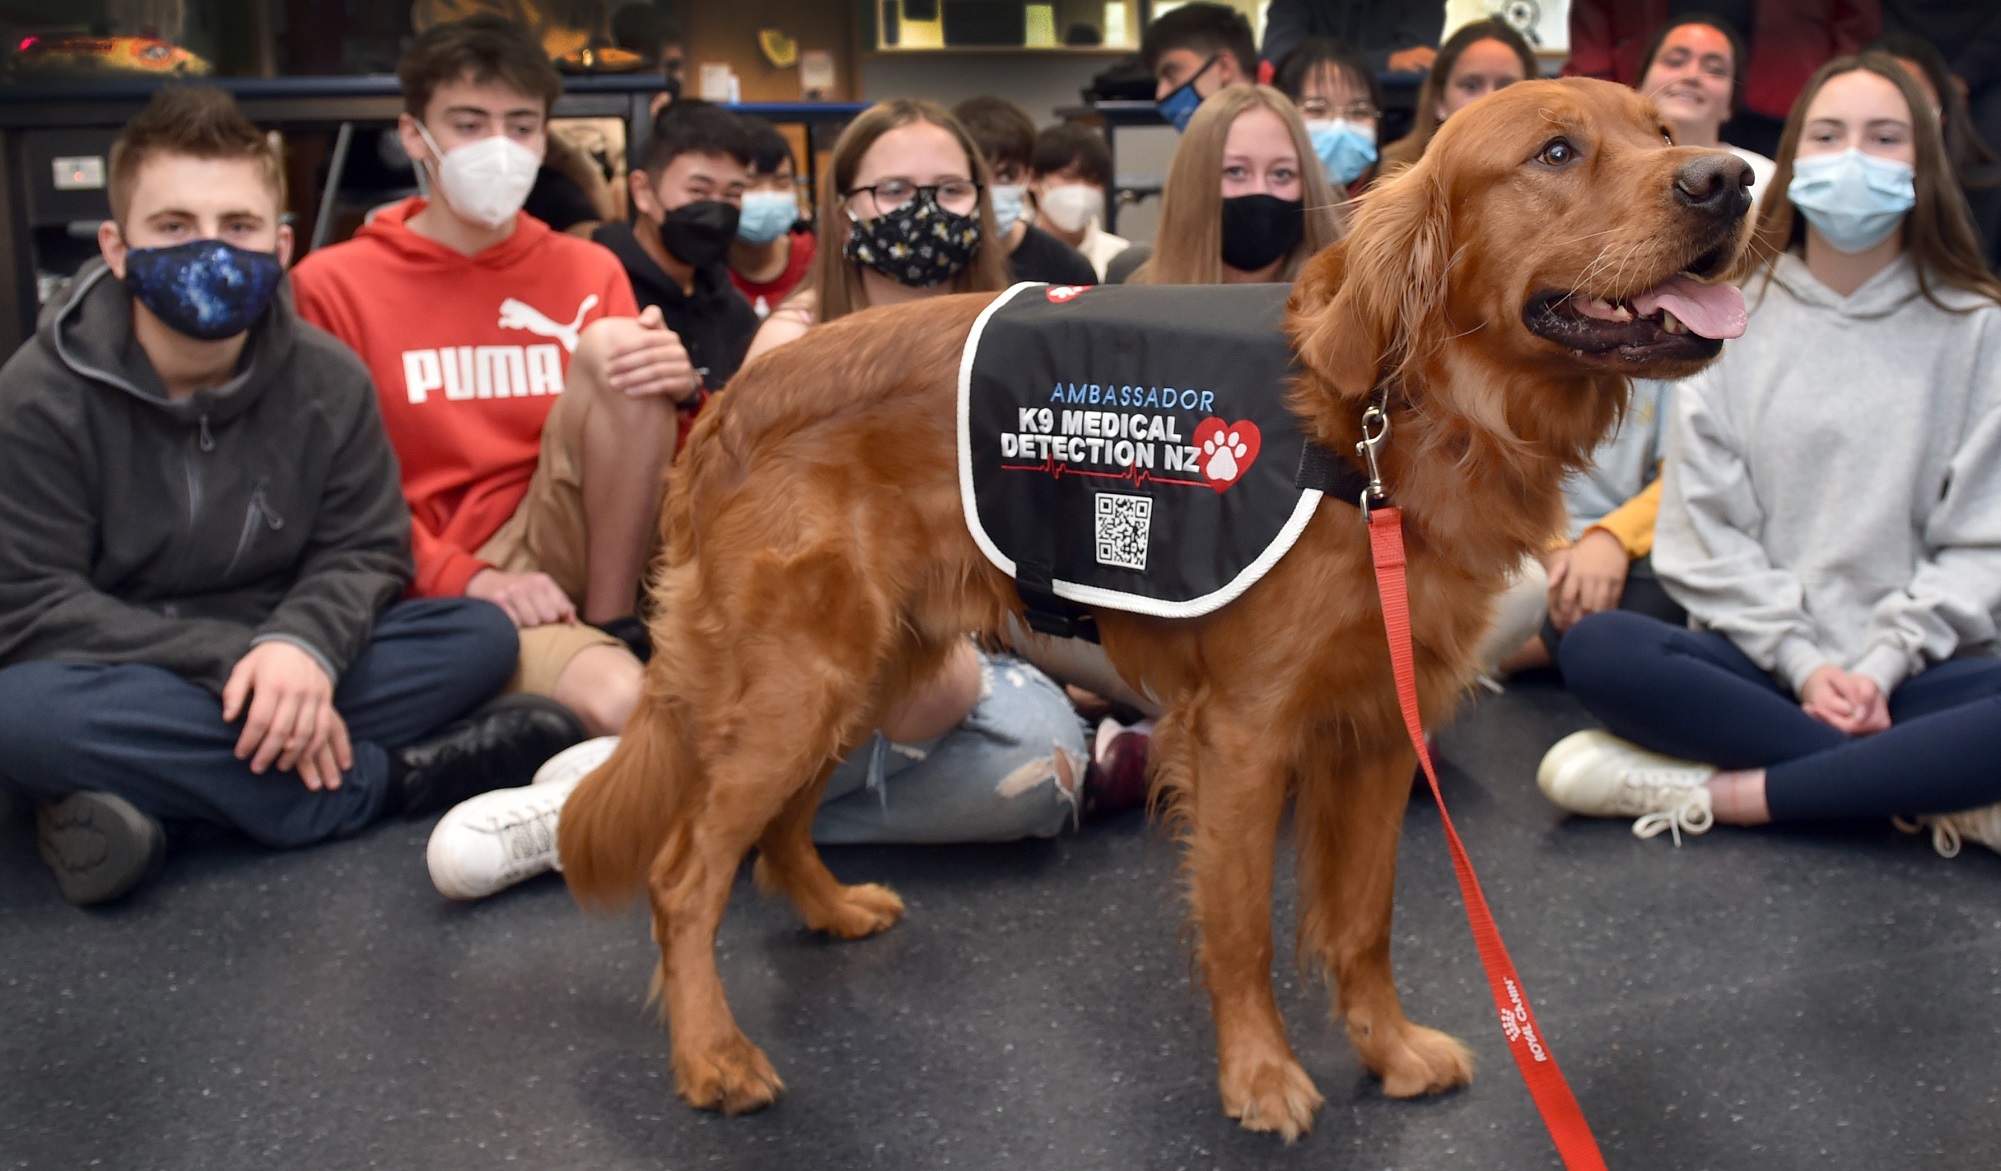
[0,87,582,907]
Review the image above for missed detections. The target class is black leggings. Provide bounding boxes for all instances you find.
[1559,610,2001,821]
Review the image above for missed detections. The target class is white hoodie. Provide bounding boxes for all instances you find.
[1655,250,2001,695]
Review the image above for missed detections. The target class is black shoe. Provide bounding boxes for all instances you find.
[598,615,652,663]
[37,792,166,907]
[392,694,587,818]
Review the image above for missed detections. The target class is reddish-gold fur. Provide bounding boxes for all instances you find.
[558,80,1748,1139]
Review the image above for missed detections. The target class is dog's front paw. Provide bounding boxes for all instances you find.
[1218,1050,1324,1142]
[674,1033,785,1115]
[1354,1019,1475,1098]
[807,881,905,940]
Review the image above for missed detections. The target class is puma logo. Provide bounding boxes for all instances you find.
[497,294,600,353]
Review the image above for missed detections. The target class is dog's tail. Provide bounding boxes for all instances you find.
[559,685,694,911]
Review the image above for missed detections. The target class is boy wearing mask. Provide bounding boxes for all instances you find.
[951,97,1097,287]
[1028,123,1131,282]
[594,100,759,389]
[727,116,817,318]
[1142,2,1258,131]
[292,16,691,744]
[0,87,575,906]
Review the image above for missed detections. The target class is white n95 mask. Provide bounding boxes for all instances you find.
[415,121,543,229]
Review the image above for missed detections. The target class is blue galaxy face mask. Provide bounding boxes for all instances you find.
[1306,119,1378,186]
[122,238,283,341]
[1787,148,1916,254]
[1157,54,1218,133]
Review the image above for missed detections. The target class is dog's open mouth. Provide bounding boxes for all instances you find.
[1524,248,1747,364]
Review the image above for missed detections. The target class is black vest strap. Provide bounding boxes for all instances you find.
[1295,441,1376,506]
[1015,559,1101,643]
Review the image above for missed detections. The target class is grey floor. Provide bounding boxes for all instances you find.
[3,675,1997,1171]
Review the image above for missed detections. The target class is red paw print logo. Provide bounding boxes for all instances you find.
[1192,418,1261,492]
[1044,285,1088,303]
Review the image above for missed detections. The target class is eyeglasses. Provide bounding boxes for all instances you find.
[844,178,983,217]
[1297,98,1380,122]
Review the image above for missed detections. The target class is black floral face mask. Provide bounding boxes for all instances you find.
[843,188,982,287]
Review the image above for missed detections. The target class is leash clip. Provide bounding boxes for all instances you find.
[1356,394,1391,517]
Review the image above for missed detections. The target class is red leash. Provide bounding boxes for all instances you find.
[1366,504,1609,1171]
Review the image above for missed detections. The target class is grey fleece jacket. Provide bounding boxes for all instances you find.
[0,262,412,693]
[1654,251,2001,696]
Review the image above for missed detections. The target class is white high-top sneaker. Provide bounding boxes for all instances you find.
[426,736,618,900]
[1537,729,1717,845]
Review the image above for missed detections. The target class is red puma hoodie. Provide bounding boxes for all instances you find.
[292,198,637,598]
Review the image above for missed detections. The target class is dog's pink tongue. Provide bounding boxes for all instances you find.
[1630,276,1747,339]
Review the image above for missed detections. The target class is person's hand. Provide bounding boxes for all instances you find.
[222,641,354,790]
[596,306,701,402]
[1547,529,1630,631]
[1800,665,1891,736]
[1388,46,1437,74]
[466,568,577,628]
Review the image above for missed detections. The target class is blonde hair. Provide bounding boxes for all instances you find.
[792,98,1012,325]
[1131,85,1343,285]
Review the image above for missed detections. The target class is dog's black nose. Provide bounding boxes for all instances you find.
[1674,153,1754,219]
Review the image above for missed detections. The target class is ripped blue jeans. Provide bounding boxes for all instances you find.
[812,652,1088,844]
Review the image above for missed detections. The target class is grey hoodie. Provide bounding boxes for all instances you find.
[1655,251,2001,696]
[0,262,412,693]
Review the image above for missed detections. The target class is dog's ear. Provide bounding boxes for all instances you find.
[1288,160,1452,400]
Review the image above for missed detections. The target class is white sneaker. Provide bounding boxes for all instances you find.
[1899,803,2001,858]
[427,771,582,900]
[1537,729,1717,845]
[533,735,618,785]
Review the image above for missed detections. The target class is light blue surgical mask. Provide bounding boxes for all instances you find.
[1306,118,1377,187]
[736,189,798,244]
[1157,54,1217,133]
[1787,148,1915,254]
[990,183,1028,236]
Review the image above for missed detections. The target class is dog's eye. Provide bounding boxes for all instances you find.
[1536,139,1579,167]
[1661,126,1676,146]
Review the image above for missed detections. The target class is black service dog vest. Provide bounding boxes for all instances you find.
[959,281,1358,625]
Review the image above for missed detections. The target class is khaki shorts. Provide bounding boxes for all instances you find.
[475,391,623,697]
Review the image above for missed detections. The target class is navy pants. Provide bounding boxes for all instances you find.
[1560,610,2001,821]
[0,598,516,848]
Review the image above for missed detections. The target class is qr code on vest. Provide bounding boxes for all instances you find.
[1094,493,1153,571]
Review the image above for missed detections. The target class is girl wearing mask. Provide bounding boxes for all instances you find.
[1126,85,1341,286]
[1273,37,1383,199]
[1539,55,2001,859]
[1027,123,1131,281]
[1379,19,1538,172]
[727,116,815,319]
[1634,15,1775,215]
[738,99,1093,842]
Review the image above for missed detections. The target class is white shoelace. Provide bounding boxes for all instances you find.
[1629,782,1715,846]
[1894,816,1962,858]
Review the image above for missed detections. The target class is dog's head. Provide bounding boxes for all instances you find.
[1289,78,1751,410]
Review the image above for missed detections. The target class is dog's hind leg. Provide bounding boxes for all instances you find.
[1294,737,1474,1099]
[752,757,905,939]
[1162,700,1326,1142]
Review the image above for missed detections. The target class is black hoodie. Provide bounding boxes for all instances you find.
[592,221,758,391]
[0,263,413,694]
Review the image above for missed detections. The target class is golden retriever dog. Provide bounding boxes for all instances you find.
[558,78,1751,1141]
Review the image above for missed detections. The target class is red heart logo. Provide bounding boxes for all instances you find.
[1044,284,1087,303]
[1191,418,1261,493]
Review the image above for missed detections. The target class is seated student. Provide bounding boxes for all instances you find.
[1874,32,2001,274]
[1378,18,1537,171]
[951,96,1097,286]
[0,87,581,907]
[1143,2,1259,131]
[1635,14,1776,215]
[728,115,817,318]
[1027,123,1130,282]
[292,16,688,740]
[1538,54,2001,857]
[426,98,1096,901]
[1121,85,1342,286]
[1273,36,1385,199]
[592,100,759,392]
[1477,379,1687,678]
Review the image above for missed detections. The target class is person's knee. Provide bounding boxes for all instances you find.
[551,644,643,736]
[0,662,96,757]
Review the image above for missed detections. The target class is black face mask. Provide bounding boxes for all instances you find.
[659,199,740,269]
[1219,193,1305,273]
[843,189,982,287]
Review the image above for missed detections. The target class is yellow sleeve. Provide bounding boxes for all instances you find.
[1585,476,1662,560]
